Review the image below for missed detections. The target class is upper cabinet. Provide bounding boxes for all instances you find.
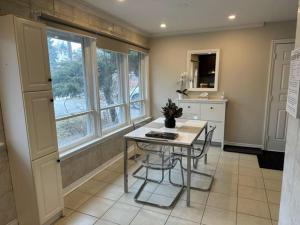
[15,17,52,92]
[187,49,220,92]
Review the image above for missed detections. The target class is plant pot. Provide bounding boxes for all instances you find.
[165,117,176,128]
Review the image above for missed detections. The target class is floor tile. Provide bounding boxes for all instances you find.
[239,154,258,161]
[94,219,119,225]
[77,196,114,218]
[54,212,97,225]
[77,179,107,195]
[154,183,182,198]
[266,190,281,204]
[95,184,124,201]
[262,169,283,180]
[142,194,173,215]
[64,190,92,210]
[63,208,74,217]
[165,216,199,225]
[237,213,273,225]
[239,167,262,177]
[130,209,168,225]
[180,189,209,205]
[207,192,237,211]
[237,198,270,218]
[272,220,278,225]
[130,179,159,193]
[239,175,265,189]
[216,164,238,174]
[239,159,260,169]
[269,203,279,220]
[202,206,236,225]
[211,180,238,196]
[264,179,282,191]
[102,202,140,225]
[171,200,205,223]
[238,185,267,202]
[118,190,151,207]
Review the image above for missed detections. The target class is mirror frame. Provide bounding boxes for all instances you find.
[186,49,220,92]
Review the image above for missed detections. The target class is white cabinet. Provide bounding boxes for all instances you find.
[15,17,52,92]
[33,152,63,224]
[178,99,227,148]
[24,91,58,160]
[0,15,63,225]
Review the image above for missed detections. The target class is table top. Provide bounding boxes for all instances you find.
[124,117,207,146]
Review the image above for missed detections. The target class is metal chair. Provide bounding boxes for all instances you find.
[170,126,216,191]
[131,122,166,183]
[134,144,185,208]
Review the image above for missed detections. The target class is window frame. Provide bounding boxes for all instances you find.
[47,29,97,153]
[46,28,150,154]
[128,50,148,121]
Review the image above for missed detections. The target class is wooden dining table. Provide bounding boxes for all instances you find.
[123,117,208,207]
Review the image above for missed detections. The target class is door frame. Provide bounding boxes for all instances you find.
[262,39,295,151]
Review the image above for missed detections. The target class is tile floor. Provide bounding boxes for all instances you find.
[55,147,282,225]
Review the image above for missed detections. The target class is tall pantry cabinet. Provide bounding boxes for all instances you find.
[0,15,63,225]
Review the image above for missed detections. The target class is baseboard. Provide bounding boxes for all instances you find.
[224,141,263,149]
[6,219,18,225]
[63,145,135,196]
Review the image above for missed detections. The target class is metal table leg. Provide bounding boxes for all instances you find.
[186,146,191,207]
[124,139,128,193]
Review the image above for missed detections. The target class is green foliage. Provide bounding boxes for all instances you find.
[161,98,183,119]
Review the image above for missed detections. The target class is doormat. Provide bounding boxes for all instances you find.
[257,151,284,171]
[224,145,284,171]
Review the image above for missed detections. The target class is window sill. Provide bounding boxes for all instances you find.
[59,116,152,161]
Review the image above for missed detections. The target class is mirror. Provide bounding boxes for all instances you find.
[187,49,220,92]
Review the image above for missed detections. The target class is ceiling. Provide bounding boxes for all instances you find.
[82,0,298,36]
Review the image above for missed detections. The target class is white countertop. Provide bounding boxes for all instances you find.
[177,98,228,103]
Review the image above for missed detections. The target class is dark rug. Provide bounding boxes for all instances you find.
[224,145,284,171]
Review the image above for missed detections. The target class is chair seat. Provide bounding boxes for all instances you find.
[139,153,179,170]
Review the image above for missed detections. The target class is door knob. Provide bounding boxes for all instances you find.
[50,99,54,102]
[57,159,61,163]
[48,78,52,82]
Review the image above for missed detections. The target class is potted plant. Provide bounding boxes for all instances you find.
[161,99,183,128]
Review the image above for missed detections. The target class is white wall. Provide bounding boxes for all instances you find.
[279,2,300,224]
[149,21,296,147]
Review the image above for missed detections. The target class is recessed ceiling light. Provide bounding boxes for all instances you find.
[117,0,125,2]
[228,14,236,20]
[160,23,167,29]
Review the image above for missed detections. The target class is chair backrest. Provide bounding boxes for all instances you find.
[200,126,216,157]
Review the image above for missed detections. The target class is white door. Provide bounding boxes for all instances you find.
[266,41,295,151]
[15,17,52,92]
[24,91,58,160]
[32,152,63,224]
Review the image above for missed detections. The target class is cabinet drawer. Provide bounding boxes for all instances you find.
[199,122,224,142]
[179,103,201,116]
[201,104,224,121]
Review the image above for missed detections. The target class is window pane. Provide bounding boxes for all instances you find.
[101,106,125,130]
[96,49,124,108]
[47,33,88,118]
[128,51,141,101]
[130,102,145,119]
[56,114,92,148]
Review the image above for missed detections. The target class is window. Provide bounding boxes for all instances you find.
[96,49,127,132]
[128,50,147,120]
[47,31,95,149]
[46,29,149,152]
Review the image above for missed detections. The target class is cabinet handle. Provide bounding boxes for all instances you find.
[187,106,191,109]
[210,107,214,109]
[57,159,61,163]
[48,78,52,82]
[50,99,54,103]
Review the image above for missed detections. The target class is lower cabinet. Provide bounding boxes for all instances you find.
[178,99,227,148]
[32,152,63,224]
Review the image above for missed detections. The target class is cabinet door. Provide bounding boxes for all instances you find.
[201,104,225,122]
[24,91,58,160]
[15,17,51,92]
[33,152,63,224]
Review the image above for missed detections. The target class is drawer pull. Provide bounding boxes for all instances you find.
[210,107,214,109]
[187,106,191,109]
[57,159,61,163]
